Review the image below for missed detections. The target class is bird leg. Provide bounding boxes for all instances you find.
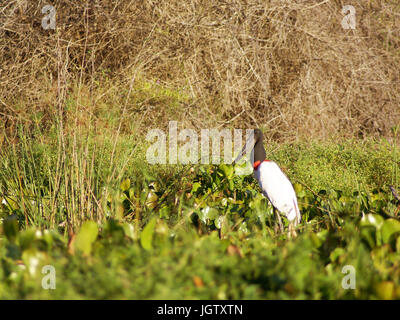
[273,207,284,235]
[288,222,297,239]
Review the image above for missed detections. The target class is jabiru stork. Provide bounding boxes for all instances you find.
[233,129,301,237]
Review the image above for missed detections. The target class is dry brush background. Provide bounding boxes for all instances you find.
[1,0,400,143]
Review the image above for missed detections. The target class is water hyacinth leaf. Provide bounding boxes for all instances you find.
[73,221,99,256]
[360,227,377,249]
[140,189,148,204]
[159,206,170,218]
[375,281,394,300]
[360,215,384,247]
[6,243,21,260]
[115,202,125,220]
[339,195,351,206]
[221,198,228,206]
[191,182,201,194]
[370,191,385,202]
[220,164,233,179]
[104,219,125,243]
[155,220,169,236]
[140,218,157,251]
[371,200,385,211]
[310,233,322,248]
[234,161,253,176]
[381,219,400,244]
[396,237,400,252]
[42,230,55,249]
[228,179,234,191]
[22,249,47,276]
[329,247,345,262]
[360,214,384,229]
[238,222,249,238]
[330,199,342,212]
[327,189,338,199]
[310,230,328,248]
[293,183,303,194]
[199,207,219,224]
[18,228,36,251]
[215,215,226,229]
[122,223,137,240]
[120,178,131,191]
[129,188,136,200]
[3,215,19,242]
[248,193,262,210]
[146,190,158,209]
[296,189,307,199]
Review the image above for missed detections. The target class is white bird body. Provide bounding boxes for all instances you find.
[234,128,301,236]
[254,160,301,225]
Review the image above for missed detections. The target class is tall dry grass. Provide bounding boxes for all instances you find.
[1,0,399,141]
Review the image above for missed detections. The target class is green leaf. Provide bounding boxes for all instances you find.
[329,247,345,262]
[140,218,157,251]
[396,237,400,252]
[129,188,136,200]
[360,214,384,229]
[120,178,131,191]
[159,206,170,218]
[122,223,137,240]
[22,249,47,276]
[3,215,19,243]
[311,230,328,248]
[146,190,158,209]
[18,228,36,251]
[234,161,253,176]
[115,202,125,220]
[293,183,303,194]
[220,164,233,179]
[74,221,99,255]
[191,182,201,193]
[375,281,394,300]
[199,207,219,224]
[382,219,400,244]
[361,227,376,248]
[215,215,226,229]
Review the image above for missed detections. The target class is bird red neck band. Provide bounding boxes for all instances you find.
[253,160,270,170]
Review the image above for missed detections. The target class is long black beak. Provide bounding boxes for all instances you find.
[233,131,256,165]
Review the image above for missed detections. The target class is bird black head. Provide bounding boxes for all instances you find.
[253,128,263,143]
[252,129,266,164]
[233,128,266,165]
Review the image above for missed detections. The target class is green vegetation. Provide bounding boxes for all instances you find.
[1,137,399,299]
[1,0,400,300]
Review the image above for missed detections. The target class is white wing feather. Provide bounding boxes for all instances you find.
[254,161,301,224]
